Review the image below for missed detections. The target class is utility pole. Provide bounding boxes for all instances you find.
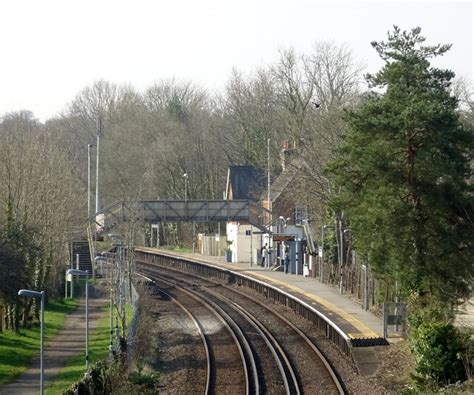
[87,144,92,219]
[267,138,272,264]
[95,117,102,215]
[183,173,188,203]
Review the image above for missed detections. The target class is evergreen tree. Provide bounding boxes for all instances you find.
[329,27,474,306]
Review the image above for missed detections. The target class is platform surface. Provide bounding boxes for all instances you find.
[136,247,384,339]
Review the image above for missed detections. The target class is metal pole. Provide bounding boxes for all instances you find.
[109,287,113,353]
[95,117,101,214]
[340,228,351,294]
[70,267,74,299]
[40,291,44,395]
[339,221,343,294]
[192,222,195,253]
[320,226,325,282]
[250,226,253,267]
[217,222,221,261]
[87,144,92,218]
[267,138,272,259]
[364,264,369,310]
[85,272,89,369]
[321,225,334,283]
[65,271,68,299]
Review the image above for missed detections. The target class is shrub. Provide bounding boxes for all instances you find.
[410,319,469,386]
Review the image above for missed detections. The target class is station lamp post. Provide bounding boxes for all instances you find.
[340,228,352,294]
[183,173,189,203]
[18,289,45,395]
[87,143,93,219]
[67,269,90,368]
[320,225,335,282]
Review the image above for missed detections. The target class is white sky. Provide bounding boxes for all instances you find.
[0,0,472,121]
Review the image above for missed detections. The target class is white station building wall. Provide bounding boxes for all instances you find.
[226,222,268,263]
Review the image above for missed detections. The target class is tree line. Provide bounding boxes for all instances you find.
[0,26,473,388]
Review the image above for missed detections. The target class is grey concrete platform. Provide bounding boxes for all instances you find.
[137,247,386,376]
[146,249,383,338]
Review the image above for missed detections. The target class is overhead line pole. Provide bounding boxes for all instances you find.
[95,117,102,215]
[87,144,92,218]
[267,138,272,266]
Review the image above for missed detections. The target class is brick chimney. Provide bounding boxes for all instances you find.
[280,140,296,171]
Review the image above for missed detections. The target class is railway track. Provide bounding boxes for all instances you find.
[137,260,346,394]
[139,273,248,394]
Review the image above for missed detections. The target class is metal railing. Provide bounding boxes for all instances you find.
[93,199,272,232]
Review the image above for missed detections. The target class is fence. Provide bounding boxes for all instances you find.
[197,234,227,256]
[306,250,379,312]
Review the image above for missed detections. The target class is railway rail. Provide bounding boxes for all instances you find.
[137,258,346,394]
[134,247,358,355]
[138,272,248,393]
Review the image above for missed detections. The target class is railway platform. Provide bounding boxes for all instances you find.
[135,247,387,376]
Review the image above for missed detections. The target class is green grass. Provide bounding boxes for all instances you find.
[163,245,193,253]
[45,303,134,394]
[0,298,79,385]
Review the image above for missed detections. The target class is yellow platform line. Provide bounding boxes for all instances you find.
[136,248,380,338]
[247,271,380,339]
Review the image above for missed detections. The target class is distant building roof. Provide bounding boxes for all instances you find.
[263,156,305,203]
[226,166,265,201]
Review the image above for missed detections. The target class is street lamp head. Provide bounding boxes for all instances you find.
[183,173,188,178]
[67,269,88,276]
[343,229,352,234]
[18,289,43,298]
[323,224,335,229]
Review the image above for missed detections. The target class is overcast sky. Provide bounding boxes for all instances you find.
[0,0,472,121]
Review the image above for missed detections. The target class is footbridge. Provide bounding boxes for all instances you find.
[95,199,271,231]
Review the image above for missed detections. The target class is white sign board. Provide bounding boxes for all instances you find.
[96,213,105,232]
[215,234,220,242]
[318,247,323,258]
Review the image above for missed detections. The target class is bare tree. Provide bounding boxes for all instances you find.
[271,43,364,225]
[452,76,474,127]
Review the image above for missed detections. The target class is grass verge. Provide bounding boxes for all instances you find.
[0,298,79,385]
[163,245,193,253]
[45,303,134,394]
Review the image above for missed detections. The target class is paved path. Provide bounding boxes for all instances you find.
[0,287,108,395]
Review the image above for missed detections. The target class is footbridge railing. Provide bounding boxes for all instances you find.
[95,199,271,231]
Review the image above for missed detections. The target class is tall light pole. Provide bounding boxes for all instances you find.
[95,117,102,215]
[321,225,334,283]
[87,144,92,219]
[183,172,188,203]
[340,228,352,294]
[267,138,272,264]
[67,269,89,368]
[18,289,45,395]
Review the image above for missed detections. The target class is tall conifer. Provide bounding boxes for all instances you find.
[330,27,473,306]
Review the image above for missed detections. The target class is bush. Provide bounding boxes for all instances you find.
[124,371,160,394]
[410,320,469,386]
[62,360,160,395]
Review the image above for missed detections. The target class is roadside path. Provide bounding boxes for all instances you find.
[0,287,108,395]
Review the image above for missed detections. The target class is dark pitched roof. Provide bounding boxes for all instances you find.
[227,165,265,201]
[265,156,304,203]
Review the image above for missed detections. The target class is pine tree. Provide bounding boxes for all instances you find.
[329,27,474,306]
